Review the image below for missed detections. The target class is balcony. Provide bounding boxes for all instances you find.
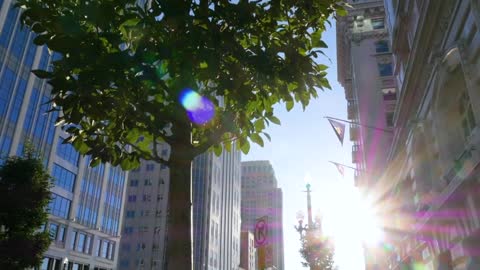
[347,101,358,120]
[352,144,361,163]
[350,124,360,141]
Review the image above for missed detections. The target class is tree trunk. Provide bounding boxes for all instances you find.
[165,132,194,270]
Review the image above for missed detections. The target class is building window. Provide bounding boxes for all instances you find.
[128,195,136,202]
[146,164,155,171]
[124,227,134,235]
[378,63,393,77]
[372,18,385,29]
[126,211,135,218]
[144,179,152,186]
[48,223,58,240]
[386,112,395,127]
[48,194,71,219]
[382,88,397,101]
[459,91,476,139]
[98,239,115,260]
[70,230,92,254]
[76,233,86,252]
[130,179,139,187]
[375,40,389,53]
[52,164,76,192]
[56,140,80,166]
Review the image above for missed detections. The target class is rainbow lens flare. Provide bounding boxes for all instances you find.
[179,89,215,125]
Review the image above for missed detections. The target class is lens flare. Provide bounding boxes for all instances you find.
[179,89,215,125]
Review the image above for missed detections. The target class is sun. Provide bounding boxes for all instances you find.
[319,182,384,246]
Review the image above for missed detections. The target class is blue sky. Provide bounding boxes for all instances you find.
[243,20,365,270]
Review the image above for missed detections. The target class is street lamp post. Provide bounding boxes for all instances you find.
[62,257,68,270]
[295,183,323,270]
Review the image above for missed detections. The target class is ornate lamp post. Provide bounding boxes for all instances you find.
[295,183,319,236]
[62,257,68,270]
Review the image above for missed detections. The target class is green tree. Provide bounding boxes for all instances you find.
[0,149,52,269]
[16,1,346,269]
[300,232,336,270]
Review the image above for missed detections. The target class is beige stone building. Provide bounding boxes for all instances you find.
[378,0,480,269]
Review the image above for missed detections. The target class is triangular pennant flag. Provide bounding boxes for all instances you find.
[329,161,345,177]
[327,118,346,145]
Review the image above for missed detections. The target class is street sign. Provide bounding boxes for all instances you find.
[255,216,268,247]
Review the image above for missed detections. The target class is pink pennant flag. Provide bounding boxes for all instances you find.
[328,118,346,145]
[329,161,345,177]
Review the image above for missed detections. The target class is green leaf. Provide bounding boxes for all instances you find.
[285,100,294,111]
[213,144,223,156]
[33,34,50,45]
[336,7,348,17]
[240,140,250,154]
[263,132,271,142]
[121,18,141,27]
[224,141,232,152]
[267,115,281,125]
[250,133,264,147]
[200,62,208,69]
[90,157,101,167]
[254,119,265,132]
[72,139,89,155]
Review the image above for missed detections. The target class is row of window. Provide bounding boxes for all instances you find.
[56,138,80,166]
[52,163,76,192]
[125,209,164,219]
[41,221,116,261]
[48,193,71,219]
[129,178,166,187]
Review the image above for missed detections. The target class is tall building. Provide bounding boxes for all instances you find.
[0,1,127,269]
[194,148,242,270]
[240,231,257,270]
[118,147,242,270]
[379,1,480,270]
[336,0,396,188]
[241,160,284,270]
[336,1,396,269]
[117,147,170,270]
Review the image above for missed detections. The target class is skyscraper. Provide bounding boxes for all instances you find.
[118,146,242,270]
[0,1,127,269]
[241,160,284,270]
[336,0,396,187]
[117,146,170,270]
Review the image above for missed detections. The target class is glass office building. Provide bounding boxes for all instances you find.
[0,1,128,269]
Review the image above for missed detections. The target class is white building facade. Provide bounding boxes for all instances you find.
[241,161,284,270]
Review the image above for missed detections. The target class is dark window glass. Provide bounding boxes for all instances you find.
[56,140,80,166]
[11,27,29,58]
[372,18,385,29]
[52,164,76,192]
[9,79,27,123]
[0,68,16,117]
[57,226,66,242]
[49,223,58,239]
[386,112,394,127]
[375,40,389,53]
[48,193,71,218]
[378,63,393,77]
[0,6,18,48]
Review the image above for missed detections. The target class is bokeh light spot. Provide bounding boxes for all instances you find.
[179,89,215,125]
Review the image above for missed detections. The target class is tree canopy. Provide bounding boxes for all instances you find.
[300,232,336,270]
[0,149,52,269]
[17,0,346,168]
[16,0,346,269]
